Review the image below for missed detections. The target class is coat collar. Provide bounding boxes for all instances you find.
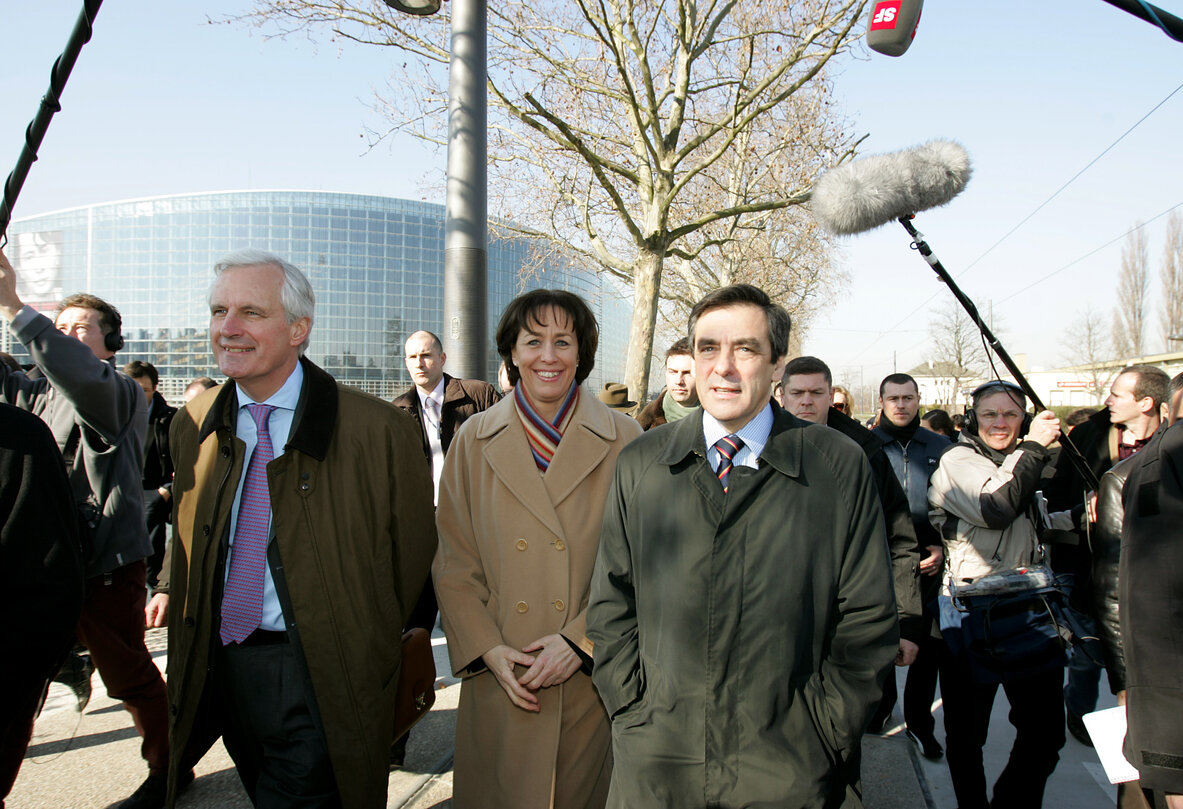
[476,387,619,538]
[441,373,467,405]
[657,402,804,479]
[197,357,338,461]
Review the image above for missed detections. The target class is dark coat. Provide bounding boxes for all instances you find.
[1046,407,1116,512]
[142,391,176,492]
[0,402,83,710]
[1046,407,1119,608]
[165,359,438,808]
[636,390,668,430]
[827,408,923,643]
[872,424,950,546]
[1119,420,1183,793]
[588,405,899,808]
[392,373,501,461]
[1091,450,1140,693]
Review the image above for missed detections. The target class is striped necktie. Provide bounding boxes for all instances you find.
[713,434,744,493]
[220,403,276,645]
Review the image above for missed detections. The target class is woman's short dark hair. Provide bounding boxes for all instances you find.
[921,408,956,439]
[496,289,598,387]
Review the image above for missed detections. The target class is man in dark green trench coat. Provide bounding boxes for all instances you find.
[588,284,899,808]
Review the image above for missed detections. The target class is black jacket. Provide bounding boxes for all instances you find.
[0,403,83,690]
[1091,447,1141,693]
[142,391,176,492]
[826,406,924,644]
[1118,420,1183,793]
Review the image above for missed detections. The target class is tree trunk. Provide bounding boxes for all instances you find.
[625,250,663,401]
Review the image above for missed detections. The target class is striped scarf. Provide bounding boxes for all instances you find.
[514,381,579,471]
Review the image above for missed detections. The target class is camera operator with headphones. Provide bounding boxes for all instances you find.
[0,248,171,809]
[928,380,1079,809]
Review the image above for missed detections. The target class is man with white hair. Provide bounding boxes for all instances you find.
[159,250,437,808]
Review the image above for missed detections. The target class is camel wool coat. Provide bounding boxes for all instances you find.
[433,390,642,809]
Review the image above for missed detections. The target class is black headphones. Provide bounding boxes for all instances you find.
[964,380,1032,437]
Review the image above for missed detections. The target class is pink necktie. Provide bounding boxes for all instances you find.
[220,404,276,645]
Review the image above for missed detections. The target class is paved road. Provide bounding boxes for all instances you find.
[8,628,1119,809]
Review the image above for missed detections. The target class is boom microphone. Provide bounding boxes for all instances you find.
[867,0,924,57]
[809,140,971,236]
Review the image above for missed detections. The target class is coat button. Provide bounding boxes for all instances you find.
[554,539,566,551]
[515,601,528,613]
[554,599,566,611]
[300,483,310,491]
[184,617,195,628]
[220,445,230,458]
[516,538,528,551]
[202,525,211,537]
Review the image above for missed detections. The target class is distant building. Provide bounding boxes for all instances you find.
[909,352,1183,412]
[6,190,629,402]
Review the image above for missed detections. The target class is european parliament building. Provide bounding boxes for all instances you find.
[4,190,632,402]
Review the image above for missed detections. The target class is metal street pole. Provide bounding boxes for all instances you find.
[442,0,488,380]
[384,0,488,380]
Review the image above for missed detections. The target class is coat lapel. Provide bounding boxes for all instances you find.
[543,392,616,510]
[479,397,566,539]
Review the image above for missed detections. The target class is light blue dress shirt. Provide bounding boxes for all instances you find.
[703,404,774,474]
[225,363,303,632]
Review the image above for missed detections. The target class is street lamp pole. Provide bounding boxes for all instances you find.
[442,0,488,380]
[385,0,488,380]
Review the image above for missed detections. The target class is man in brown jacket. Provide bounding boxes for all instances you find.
[160,250,437,808]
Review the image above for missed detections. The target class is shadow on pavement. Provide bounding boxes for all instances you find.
[26,725,138,757]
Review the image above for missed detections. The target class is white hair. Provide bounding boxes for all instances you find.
[211,249,315,355]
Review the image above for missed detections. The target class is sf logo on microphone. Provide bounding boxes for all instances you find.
[870,0,901,29]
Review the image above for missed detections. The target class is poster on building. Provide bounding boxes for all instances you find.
[13,230,63,304]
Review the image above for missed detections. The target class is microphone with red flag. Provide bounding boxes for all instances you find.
[867,0,924,57]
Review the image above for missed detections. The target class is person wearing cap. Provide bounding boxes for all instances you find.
[597,382,638,416]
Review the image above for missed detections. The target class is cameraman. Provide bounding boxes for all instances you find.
[928,380,1073,809]
[0,249,170,809]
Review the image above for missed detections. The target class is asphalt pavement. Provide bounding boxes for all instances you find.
[8,627,1120,809]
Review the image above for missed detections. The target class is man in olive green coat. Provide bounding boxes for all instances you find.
[159,251,437,809]
[588,285,898,808]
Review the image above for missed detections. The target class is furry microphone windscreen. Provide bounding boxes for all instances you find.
[810,140,971,235]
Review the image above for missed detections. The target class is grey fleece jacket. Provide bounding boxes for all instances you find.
[2,307,150,578]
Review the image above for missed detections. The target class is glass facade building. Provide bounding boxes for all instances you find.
[5,190,630,402]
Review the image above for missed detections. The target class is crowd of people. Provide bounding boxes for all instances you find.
[1,245,1180,809]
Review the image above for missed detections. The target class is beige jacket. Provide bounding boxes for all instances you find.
[434,390,641,809]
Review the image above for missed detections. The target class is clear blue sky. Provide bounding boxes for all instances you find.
[5,1,1183,394]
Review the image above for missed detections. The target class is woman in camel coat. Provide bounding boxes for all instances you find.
[433,289,641,809]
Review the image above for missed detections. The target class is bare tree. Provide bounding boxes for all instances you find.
[1161,212,1183,351]
[922,300,988,407]
[1060,306,1110,405]
[236,0,868,397]
[1113,226,1150,358]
